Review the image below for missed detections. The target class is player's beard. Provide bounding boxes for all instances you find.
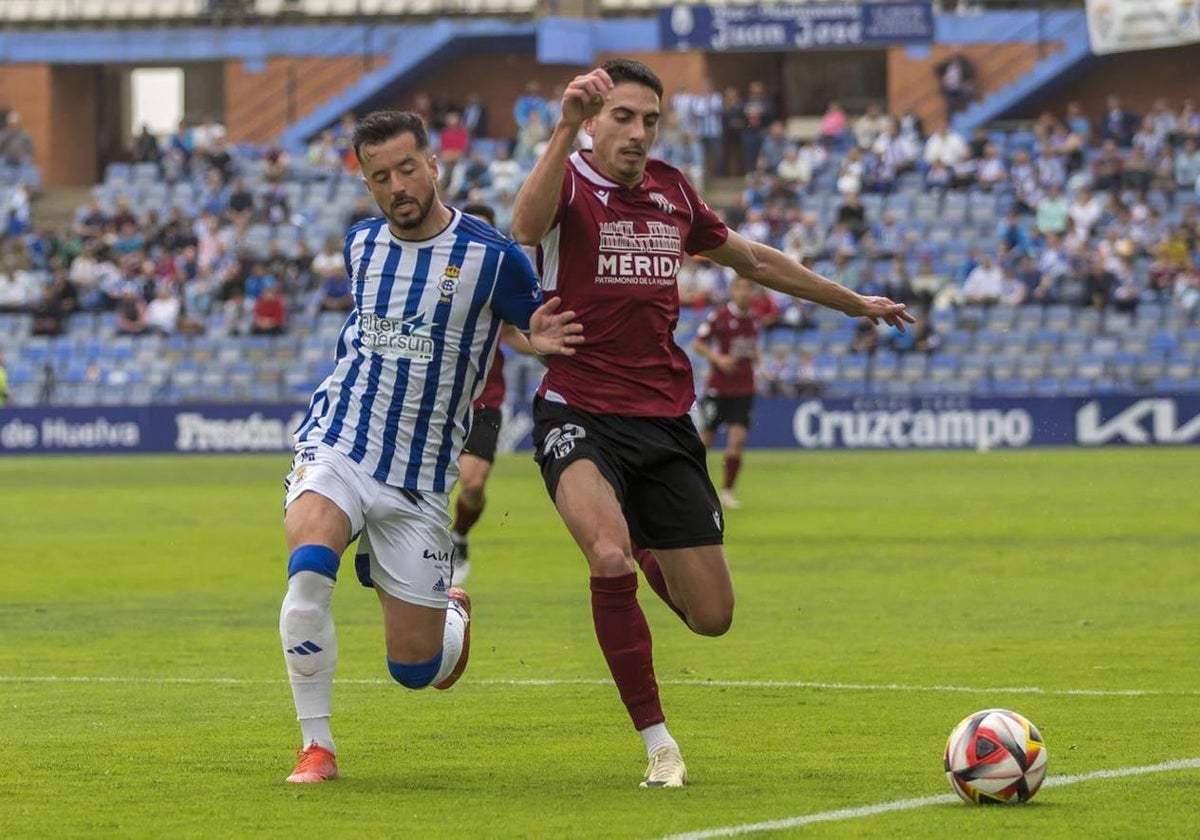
[613,146,647,184]
[387,189,435,232]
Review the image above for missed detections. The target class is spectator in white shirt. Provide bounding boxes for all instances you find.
[962,254,1006,304]
[782,213,825,262]
[144,285,181,335]
[976,143,1008,191]
[1068,187,1105,237]
[487,145,521,195]
[923,126,969,169]
[1175,138,1200,190]
[775,145,812,190]
[853,103,890,150]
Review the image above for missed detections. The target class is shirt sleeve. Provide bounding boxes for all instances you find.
[342,229,357,283]
[695,312,716,342]
[491,240,545,330]
[678,175,729,255]
[547,167,576,233]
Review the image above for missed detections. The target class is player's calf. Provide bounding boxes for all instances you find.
[382,588,472,690]
[280,546,340,679]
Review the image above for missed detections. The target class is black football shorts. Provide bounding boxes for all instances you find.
[699,393,754,432]
[532,397,724,550]
[462,407,502,463]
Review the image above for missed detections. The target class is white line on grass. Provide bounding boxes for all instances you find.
[0,675,1197,697]
[657,758,1200,840]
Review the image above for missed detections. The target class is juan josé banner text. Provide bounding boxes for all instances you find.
[660,2,934,52]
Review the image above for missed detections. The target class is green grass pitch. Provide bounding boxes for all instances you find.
[2,448,1198,838]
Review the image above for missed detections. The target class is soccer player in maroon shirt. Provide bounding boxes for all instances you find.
[692,274,760,510]
[451,203,536,586]
[511,59,913,788]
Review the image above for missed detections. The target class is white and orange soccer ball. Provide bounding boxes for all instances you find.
[944,708,1048,804]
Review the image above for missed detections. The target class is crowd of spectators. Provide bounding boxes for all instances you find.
[676,93,1200,331]
[2,84,1200,403]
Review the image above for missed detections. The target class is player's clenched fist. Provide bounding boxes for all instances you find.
[559,68,614,128]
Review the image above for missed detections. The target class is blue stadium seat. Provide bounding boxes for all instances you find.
[839,354,870,382]
[1135,353,1167,380]
[871,350,900,378]
[104,162,132,185]
[992,378,1032,397]
[876,379,913,396]
[928,355,959,381]
[1061,376,1094,396]
[1032,376,1061,397]
[1149,329,1178,354]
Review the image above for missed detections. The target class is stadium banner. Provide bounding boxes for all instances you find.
[1085,0,1200,55]
[1,396,1198,455]
[659,2,934,53]
[0,405,307,455]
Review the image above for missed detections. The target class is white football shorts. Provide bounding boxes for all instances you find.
[284,442,454,608]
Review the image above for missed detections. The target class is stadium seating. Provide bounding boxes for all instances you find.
[4,94,1200,410]
[7,292,1197,407]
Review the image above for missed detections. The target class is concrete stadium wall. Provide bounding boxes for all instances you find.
[888,42,1063,131]
[1017,42,1200,122]
[224,54,385,145]
[0,63,97,189]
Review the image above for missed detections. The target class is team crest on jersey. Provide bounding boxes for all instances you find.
[438,264,461,302]
[649,192,677,215]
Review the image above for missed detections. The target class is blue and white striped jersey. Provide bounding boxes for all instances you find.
[295,209,542,492]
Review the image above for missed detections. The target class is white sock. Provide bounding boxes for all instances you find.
[639,723,679,758]
[431,601,467,685]
[299,716,335,755]
[280,570,338,753]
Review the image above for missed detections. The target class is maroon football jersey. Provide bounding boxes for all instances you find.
[473,347,505,410]
[696,303,759,397]
[535,151,729,417]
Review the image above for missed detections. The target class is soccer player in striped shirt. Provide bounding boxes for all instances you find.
[449,202,538,586]
[512,60,913,788]
[279,111,582,783]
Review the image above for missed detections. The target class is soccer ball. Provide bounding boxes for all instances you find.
[944,708,1048,804]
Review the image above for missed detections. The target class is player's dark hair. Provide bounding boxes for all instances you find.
[462,202,496,226]
[601,58,663,99]
[352,110,430,160]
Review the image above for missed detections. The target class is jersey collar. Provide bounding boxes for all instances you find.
[571,150,650,191]
[387,206,461,246]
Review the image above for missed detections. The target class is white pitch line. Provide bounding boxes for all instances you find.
[0,675,1197,697]
[658,758,1200,840]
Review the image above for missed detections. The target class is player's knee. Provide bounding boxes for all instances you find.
[689,600,735,637]
[459,480,485,504]
[386,652,443,690]
[588,543,636,576]
[287,544,341,581]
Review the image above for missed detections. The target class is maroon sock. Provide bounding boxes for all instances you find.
[723,454,742,490]
[452,496,483,536]
[590,573,664,730]
[632,546,687,623]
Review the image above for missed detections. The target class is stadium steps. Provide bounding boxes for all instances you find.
[951,10,1093,135]
[279,18,536,149]
[35,187,93,228]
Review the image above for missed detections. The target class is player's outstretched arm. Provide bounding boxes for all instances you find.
[511,68,613,245]
[526,297,585,357]
[702,231,916,330]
